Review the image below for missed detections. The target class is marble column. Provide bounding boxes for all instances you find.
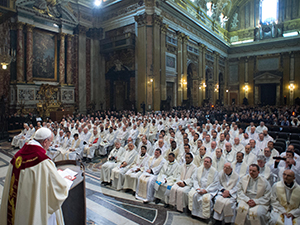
[289,53,295,105]
[90,28,103,110]
[26,24,34,83]
[66,34,73,85]
[77,25,88,113]
[135,13,147,112]
[225,59,229,105]
[182,35,188,100]
[213,52,219,103]
[160,23,168,101]
[59,33,66,85]
[198,43,203,106]
[176,32,183,106]
[153,14,162,110]
[245,57,249,99]
[16,22,25,83]
[202,45,206,100]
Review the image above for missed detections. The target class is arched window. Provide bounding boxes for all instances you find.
[260,0,278,24]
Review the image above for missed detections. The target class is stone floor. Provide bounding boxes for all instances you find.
[0,138,209,225]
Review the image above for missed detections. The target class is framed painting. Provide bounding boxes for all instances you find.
[32,29,57,81]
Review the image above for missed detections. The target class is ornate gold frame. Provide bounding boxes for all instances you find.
[33,30,58,82]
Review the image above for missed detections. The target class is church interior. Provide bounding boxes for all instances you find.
[0,0,300,224]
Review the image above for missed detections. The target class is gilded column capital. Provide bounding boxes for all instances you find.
[134,13,147,26]
[182,34,189,42]
[75,25,88,35]
[16,22,25,30]
[59,33,67,40]
[160,24,168,33]
[67,34,74,42]
[176,31,185,41]
[153,13,162,26]
[26,24,35,32]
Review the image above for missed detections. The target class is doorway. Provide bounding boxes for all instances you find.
[260,83,276,105]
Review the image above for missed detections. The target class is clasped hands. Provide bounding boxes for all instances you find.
[247,199,256,207]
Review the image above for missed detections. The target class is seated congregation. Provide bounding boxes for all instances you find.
[11,114,300,224]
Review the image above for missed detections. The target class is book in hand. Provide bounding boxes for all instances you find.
[57,168,78,189]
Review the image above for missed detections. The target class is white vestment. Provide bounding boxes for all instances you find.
[190,166,219,219]
[0,140,69,225]
[100,147,125,182]
[235,174,271,225]
[169,163,197,212]
[136,155,166,202]
[154,160,180,204]
[270,181,300,225]
[111,148,137,190]
[213,170,239,223]
[123,153,150,191]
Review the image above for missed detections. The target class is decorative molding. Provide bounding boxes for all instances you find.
[134,13,147,26]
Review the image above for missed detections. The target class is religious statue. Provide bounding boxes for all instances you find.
[230,13,239,30]
[33,0,70,18]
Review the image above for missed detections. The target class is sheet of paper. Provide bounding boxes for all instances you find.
[284,215,293,225]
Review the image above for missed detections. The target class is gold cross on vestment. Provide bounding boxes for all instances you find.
[241,206,247,213]
[250,212,257,220]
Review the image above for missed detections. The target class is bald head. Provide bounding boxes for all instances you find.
[283,169,295,185]
[223,162,232,175]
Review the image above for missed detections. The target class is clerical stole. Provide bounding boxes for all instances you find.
[195,166,216,218]
[138,156,163,199]
[7,143,49,225]
[276,181,300,225]
[214,171,239,217]
[235,175,266,225]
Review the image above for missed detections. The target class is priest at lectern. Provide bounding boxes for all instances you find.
[0,127,69,225]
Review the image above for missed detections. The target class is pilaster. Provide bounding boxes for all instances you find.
[135,13,147,112]
[59,33,66,85]
[16,22,25,83]
[160,24,168,102]
[26,24,35,83]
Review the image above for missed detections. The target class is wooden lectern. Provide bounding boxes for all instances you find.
[55,160,86,225]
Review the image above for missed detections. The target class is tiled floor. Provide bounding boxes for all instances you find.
[0,139,209,225]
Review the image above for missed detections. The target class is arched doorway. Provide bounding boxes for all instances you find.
[105,65,135,110]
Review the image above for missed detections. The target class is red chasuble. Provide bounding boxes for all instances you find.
[7,143,50,225]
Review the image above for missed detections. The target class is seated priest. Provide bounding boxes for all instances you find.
[100,141,125,184]
[82,129,101,163]
[213,163,239,225]
[232,151,249,178]
[272,151,300,185]
[135,149,166,203]
[212,148,226,172]
[99,127,116,156]
[18,124,36,149]
[110,142,137,190]
[137,135,153,156]
[169,152,197,212]
[63,133,83,160]
[154,152,180,208]
[123,145,150,193]
[193,146,209,167]
[163,140,180,161]
[56,130,73,161]
[190,156,219,219]
[257,155,274,186]
[235,164,271,225]
[243,144,257,165]
[270,169,300,225]
[11,123,29,148]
